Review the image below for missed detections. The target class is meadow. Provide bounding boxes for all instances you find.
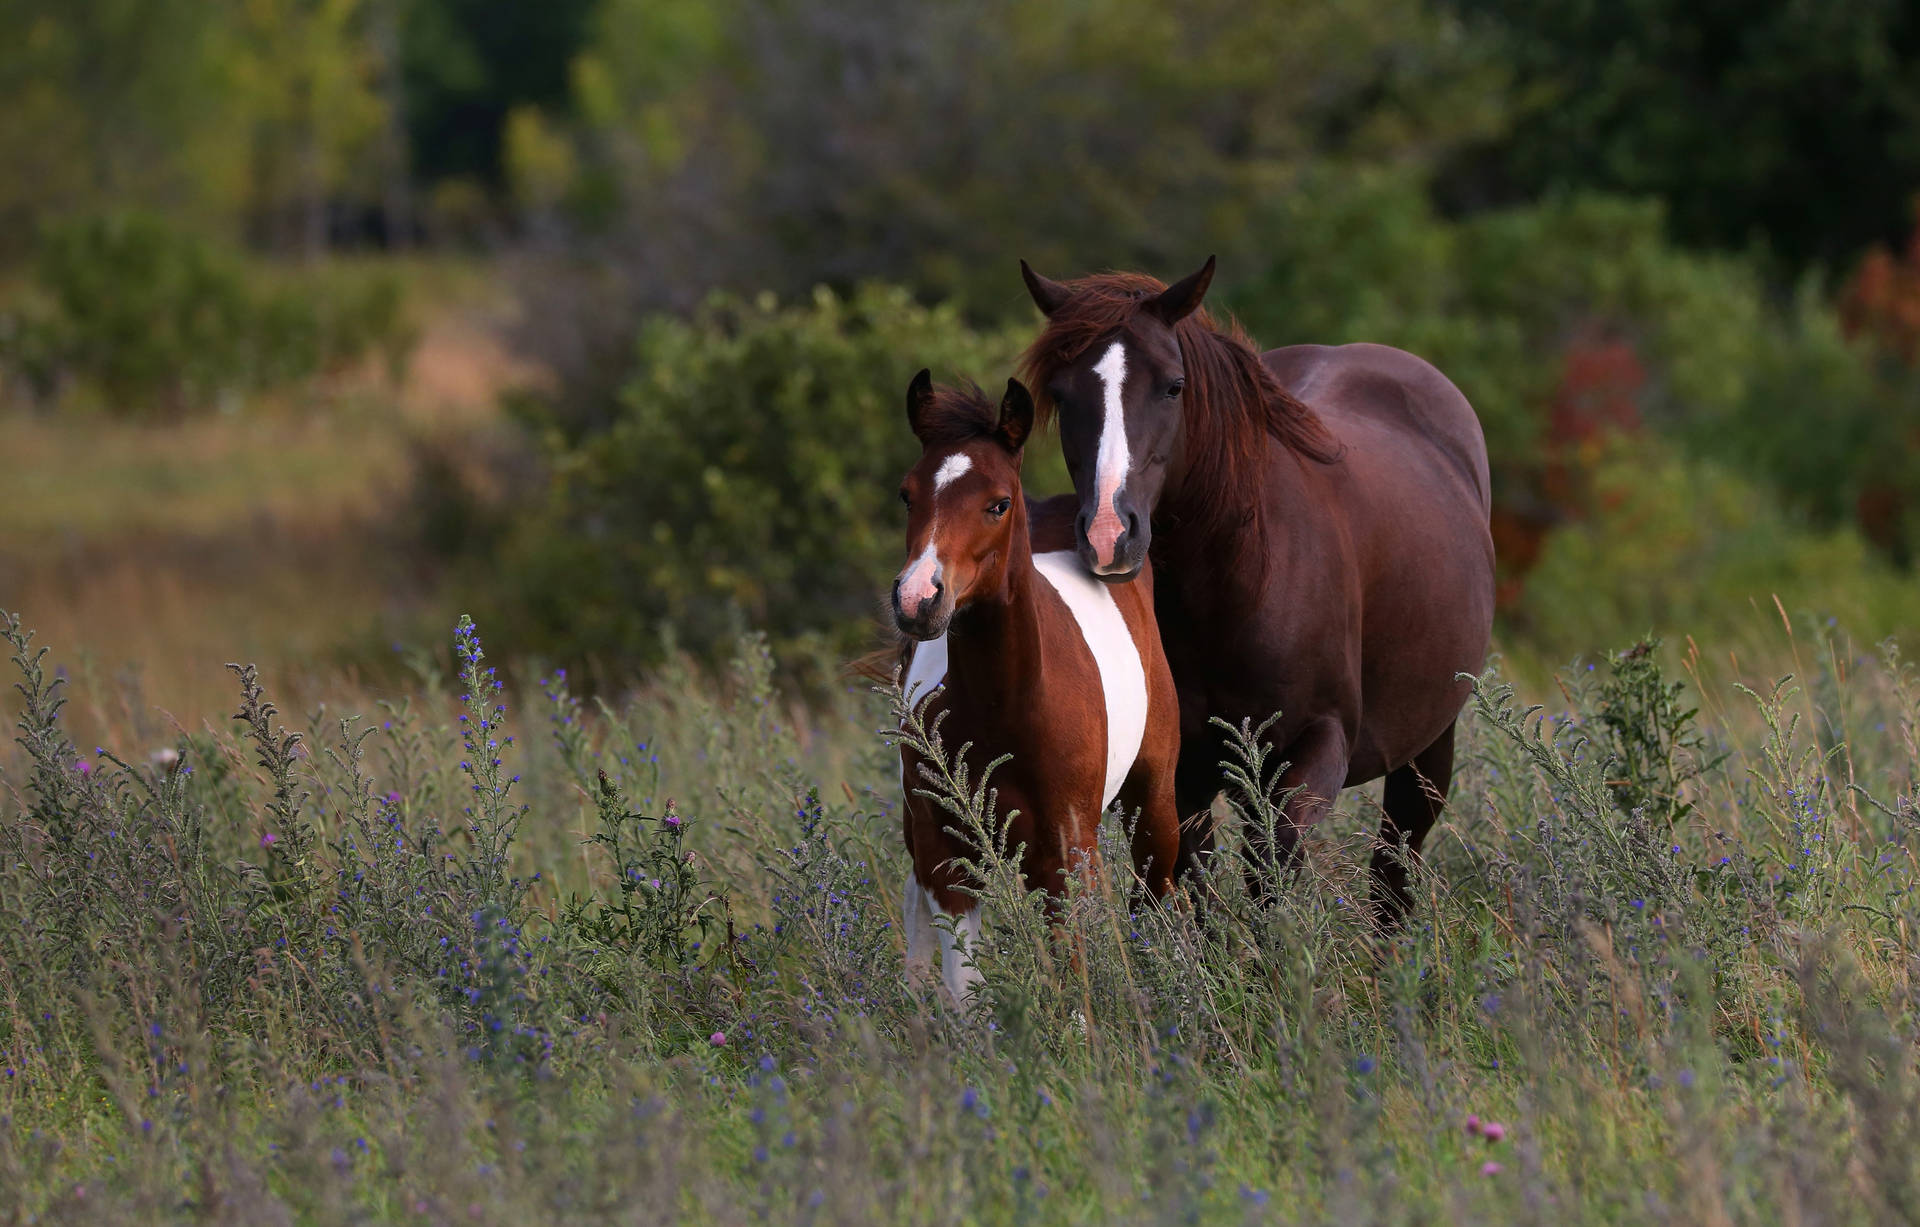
[8,1,1920,1220]
[4,570,1920,1223]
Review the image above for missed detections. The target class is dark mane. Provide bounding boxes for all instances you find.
[1017,271,1341,533]
[915,380,999,447]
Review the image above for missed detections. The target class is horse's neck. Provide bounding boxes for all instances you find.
[1156,413,1281,611]
[1162,433,1271,554]
[944,516,1048,697]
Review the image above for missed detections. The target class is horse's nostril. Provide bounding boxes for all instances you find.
[930,576,944,596]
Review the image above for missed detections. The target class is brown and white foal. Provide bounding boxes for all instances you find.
[891,372,1181,1003]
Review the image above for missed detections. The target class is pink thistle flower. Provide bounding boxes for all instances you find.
[260,833,277,848]
[1482,1122,1506,1143]
[1465,1114,1482,1136]
[74,760,92,775]
[709,1031,726,1047]
[1480,1161,1502,1176]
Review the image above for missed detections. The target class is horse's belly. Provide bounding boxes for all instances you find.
[1031,550,1148,808]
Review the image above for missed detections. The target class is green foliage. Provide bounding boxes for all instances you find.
[1516,441,1920,650]
[492,283,1037,668]
[1229,175,1769,474]
[1450,0,1920,271]
[1,213,413,412]
[544,0,1507,313]
[401,0,598,188]
[564,779,725,973]
[1588,638,1721,825]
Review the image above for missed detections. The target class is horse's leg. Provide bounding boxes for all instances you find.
[1246,718,1351,900]
[902,871,937,993]
[1171,728,1227,883]
[1372,719,1456,928]
[1117,759,1181,900]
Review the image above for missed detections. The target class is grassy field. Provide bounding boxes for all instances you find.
[3,586,1919,1223]
[7,276,1920,1223]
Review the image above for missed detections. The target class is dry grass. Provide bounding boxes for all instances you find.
[0,266,544,744]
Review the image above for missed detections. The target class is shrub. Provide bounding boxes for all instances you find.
[1515,439,1920,651]
[491,282,1041,670]
[1223,173,1920,572]
[0,213,415,413]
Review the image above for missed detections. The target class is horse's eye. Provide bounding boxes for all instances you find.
[1167,378,1186,398]
[899,488,911,507]
[988,498,1012,518]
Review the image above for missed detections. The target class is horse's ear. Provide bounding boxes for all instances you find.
[997,378,1034,454]
[1147,255,1215,325]
[1020,259,1071,317]
[906,368,934,440]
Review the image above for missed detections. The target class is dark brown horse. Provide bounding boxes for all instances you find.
[891,373,1181,1001]
[1017,258,1494,921]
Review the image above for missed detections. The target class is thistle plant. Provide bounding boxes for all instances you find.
[452,614,526,918]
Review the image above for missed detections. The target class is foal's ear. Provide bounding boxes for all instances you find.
[1146,255,1216,325]
[905,368,934,440]
[1020,259,1071,317]
[997,378,1035,454]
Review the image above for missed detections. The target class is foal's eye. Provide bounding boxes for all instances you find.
[1167,377,1186,398]
[899,488,910,507]
[988,498,1012,518]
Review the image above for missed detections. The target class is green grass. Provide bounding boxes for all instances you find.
[3,605,1918,1224]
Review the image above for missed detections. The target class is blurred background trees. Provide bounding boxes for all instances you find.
[3,0,1920,685]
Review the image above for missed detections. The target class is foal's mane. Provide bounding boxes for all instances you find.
[1017,272,1340,535]
[913,380,1000,447]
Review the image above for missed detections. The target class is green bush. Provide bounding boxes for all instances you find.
[1514,439,1920,652]
[492,283,1040,669]
[1224,174,1771,478]
[1224,172,1920,573]
[0,213,414,413]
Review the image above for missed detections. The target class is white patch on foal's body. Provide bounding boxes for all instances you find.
[902,633,948,712]
[933,453,973,490]
[899,635,948,804]
[1031,550,1148,808]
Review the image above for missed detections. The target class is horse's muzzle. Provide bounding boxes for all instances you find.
[892,577,951,640]
[1076,503,1148,582]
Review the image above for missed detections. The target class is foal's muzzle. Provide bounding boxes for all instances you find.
[892,573,951,640]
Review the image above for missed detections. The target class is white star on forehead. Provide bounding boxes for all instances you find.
[934,453,973,491]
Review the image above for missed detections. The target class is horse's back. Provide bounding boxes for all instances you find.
[1263,342,1490,516]
[1256,342,1493,778]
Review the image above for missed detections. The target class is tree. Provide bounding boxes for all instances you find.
[1445,0,1920,272]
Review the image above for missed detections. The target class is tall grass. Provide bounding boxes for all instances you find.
[3,607,1919,1224]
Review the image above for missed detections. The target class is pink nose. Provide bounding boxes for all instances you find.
[896,549,942,611]
[1087,506,1126,569]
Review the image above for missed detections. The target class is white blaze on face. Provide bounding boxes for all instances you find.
[1088,341,1132,568]
[897,449,972,614]
[933,452,972,491]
